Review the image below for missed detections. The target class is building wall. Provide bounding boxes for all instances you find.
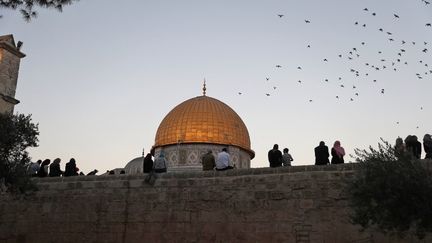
[0,46,22,114]
[0,164,430,243]
[154,144,251,170]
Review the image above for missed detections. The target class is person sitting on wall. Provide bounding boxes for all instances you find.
[201,150,216,171]
[331,141,345,164]
[153,151,167,173]
[216,148,233,171]
[143,153,154,173]
[424,134,432,159]
[314,141,330,165]
[49,158,64,177]
[282,148,293,166]
[64,158,79,177]
[37,159,50,178]
[268,144,282,168]
[27,159,41,177]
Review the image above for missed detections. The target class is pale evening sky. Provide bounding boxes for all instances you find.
[1,0,431,174]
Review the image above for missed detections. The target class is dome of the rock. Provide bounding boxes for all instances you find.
[152,93,254,171]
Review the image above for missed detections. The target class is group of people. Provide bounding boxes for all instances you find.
[267,141,344,167]
[268,144,294,167]
[395,134,432,159]
[142,151,168,174]
[27,158,98,177]
[201,148,235,171]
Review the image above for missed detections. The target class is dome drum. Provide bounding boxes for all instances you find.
[153,144,251,171]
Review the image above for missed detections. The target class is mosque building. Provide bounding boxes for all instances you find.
[123,82,254,173]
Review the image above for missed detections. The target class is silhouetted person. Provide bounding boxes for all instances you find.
[49,158,63,177]
[64,158,79,177]
[282,148,293,166]
[394,137,406,159]
[216,148,233,171]
[38,159,50,177]
[87,169,98,176]
[315,141,330,165]
[201,150,216,171]
[268,144,282,167]
[153,151,167,173]
[331,141,345,164]
[143,153,154,173]
[424,134,432,159]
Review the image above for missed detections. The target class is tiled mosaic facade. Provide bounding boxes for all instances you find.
[153,144,251,170]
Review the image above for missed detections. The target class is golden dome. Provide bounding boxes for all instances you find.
[154,95,254,157]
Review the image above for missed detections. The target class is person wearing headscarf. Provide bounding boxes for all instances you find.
[314,141,330,165]
[331,140,345,164]
[64,158,79,177]
[143,153,154,173]
[49,158,63,177]
[153,151,167,173]
[423,134,432,159]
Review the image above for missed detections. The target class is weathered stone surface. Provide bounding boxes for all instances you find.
[0,164,430,243]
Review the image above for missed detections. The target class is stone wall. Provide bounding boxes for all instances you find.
[0,40,23,114]
[0,164,430,243]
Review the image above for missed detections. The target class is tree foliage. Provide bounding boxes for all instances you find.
[0,0,78,21]
[347,138,432,239]
[0,113,39,193]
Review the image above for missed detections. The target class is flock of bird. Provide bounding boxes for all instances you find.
[234,2,431,130]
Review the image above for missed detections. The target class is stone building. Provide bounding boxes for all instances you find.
[0,34,26,114]
[151,83,255,171]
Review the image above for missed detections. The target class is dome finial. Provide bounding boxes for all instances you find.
[202,78,207,96]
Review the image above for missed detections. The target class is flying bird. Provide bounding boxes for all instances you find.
[238,92,242,95]
[278,14,284,18]
[372,13,376,16]
[381,89,385,94]
[265,93,270,96]
[426,23,431,27]
[266,77,270,81]
[394,14,400,18]
[297,66,302,70]
[363,8,369,11]
[305,20,311,23]
[276,65,282,68]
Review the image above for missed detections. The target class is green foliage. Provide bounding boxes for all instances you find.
[0,113,39,193]
[0,0,78,21]
[347,138,432,239]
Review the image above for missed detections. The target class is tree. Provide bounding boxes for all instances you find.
[347,139,432,239]
[0,0,78,21]
[0,113,39,193]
